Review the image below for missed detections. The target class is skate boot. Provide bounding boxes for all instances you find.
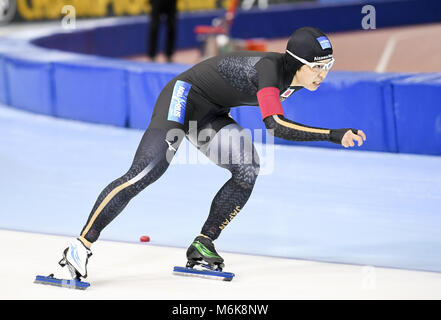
[173,235,234,281]
[58,238,93,280]
[186,235,224,271]
[34,238,93,289]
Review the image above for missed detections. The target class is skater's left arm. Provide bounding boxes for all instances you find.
[256,87,366,148]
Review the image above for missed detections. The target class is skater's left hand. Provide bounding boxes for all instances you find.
[341,129,366,148]
[330,128,367,148]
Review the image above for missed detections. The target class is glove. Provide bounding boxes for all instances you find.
[330,128,366,147]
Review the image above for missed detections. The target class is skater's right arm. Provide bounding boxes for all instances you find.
[257,88,365,146]
[255,59,365,147]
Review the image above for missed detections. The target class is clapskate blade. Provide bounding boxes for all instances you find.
[173,265,235,281]
[34,274,90,290]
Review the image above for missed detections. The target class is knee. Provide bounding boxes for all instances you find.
[231,160,260,190]
[121,156,169,194]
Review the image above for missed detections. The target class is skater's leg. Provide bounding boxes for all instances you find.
[79,126,184,247]
[56,125,183,280]
[185,117,260,267]
[197,122,260,240]
[59,78,190,279]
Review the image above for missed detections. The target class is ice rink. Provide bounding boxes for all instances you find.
[3,229,441,300]
[1,104,441,300]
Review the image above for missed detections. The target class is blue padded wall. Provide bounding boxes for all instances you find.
[3,52,54,116]
[0,40,43,106]
[126,62,189,129]
[52,58,128,126]
[392,74,441,155]
[0,56,8,105]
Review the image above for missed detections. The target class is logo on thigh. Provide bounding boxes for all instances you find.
[168,80,192,124]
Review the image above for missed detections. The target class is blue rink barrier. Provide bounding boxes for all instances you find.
[0,38,34,105]
[0,55,7,105]
[391,74,441,156]
[53,58,127,126]
[126,63,189,129]
[3,51,54,116]
[0,1,441,155]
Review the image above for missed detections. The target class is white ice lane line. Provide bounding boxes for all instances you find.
[376,35,399,73]
[376,25,441,73]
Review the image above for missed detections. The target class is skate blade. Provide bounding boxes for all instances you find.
[173,266,235,281]
[34,274,90,290]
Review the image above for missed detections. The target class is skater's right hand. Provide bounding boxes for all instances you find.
[330,128,366,148]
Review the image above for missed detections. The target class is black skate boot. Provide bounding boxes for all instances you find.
[186,235,225,271]
[173,235,234,281]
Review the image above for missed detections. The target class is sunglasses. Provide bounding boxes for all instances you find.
[286,50,335,73]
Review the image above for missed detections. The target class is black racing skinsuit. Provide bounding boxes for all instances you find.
[79,51,349,247]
